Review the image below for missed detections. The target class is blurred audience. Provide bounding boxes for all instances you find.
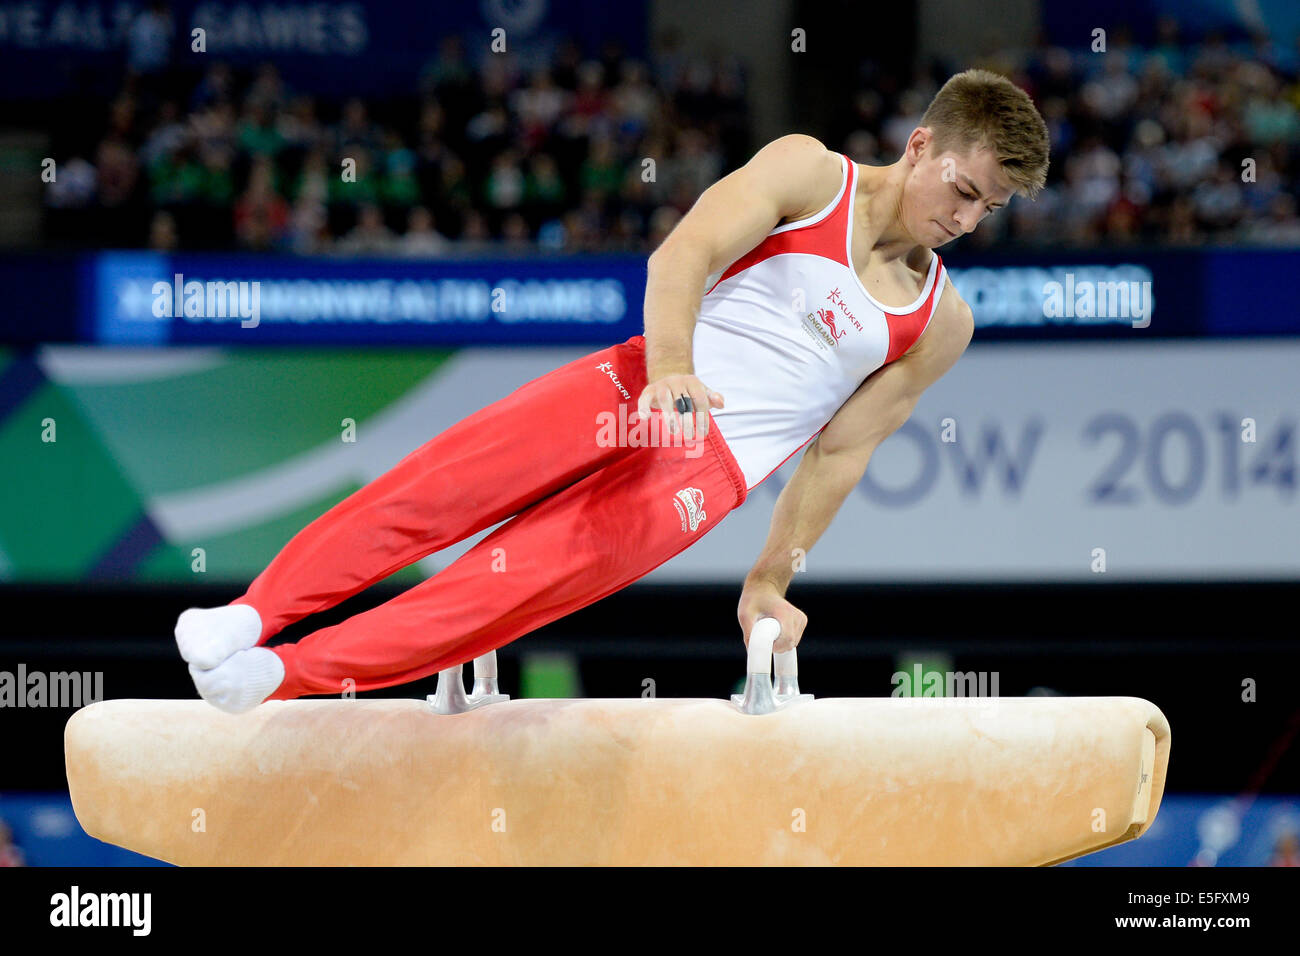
[42,34,746,255]
[41,17,1300,254]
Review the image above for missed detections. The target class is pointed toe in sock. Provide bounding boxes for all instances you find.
[189,647,285,714]
[175,604,263,670]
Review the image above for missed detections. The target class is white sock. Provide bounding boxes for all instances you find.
[175,604,263,670]
[189,647,285,714]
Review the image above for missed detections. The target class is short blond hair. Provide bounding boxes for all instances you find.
[919,69,1050,199]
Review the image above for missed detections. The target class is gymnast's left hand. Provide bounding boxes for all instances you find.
[737,577,807,653]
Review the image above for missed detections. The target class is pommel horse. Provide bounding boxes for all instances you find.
[65,618,1170,865]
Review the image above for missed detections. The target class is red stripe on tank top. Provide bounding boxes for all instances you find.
[883,254,944,364]
[705,158,855,296]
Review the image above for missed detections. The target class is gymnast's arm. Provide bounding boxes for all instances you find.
[738,292,974,650]
[639,133,842,437]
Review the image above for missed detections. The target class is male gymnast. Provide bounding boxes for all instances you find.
[176,68,1049,712]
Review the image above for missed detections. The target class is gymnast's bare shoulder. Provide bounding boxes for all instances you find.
[650,133,843,276]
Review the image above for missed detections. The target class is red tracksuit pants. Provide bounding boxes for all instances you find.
[230,334,749,699]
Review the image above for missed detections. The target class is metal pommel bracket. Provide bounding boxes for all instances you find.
[428,650,510,714]
[731,617,815,715]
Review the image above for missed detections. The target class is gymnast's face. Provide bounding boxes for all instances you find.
[903,129,1016,247]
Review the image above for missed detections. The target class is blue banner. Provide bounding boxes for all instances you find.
[90,251,645,345]
[0,246,1296,346]
[945,246,1300,340]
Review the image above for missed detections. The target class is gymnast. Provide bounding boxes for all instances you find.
[176,69,1049,712]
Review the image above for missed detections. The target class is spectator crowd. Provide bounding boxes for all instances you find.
[41,11,1300,255]
[43,16,748,257]
[834,17,1300,248]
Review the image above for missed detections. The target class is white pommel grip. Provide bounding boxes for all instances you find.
[473,650,498,680]
[746,616,782,675]
[734,617,813,714]
[429,650,509,714]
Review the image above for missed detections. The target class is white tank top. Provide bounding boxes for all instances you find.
[692,152,949,492]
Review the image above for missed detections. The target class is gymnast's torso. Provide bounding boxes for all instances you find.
[690,152,949,493]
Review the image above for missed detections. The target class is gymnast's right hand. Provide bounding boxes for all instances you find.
[637,373,723,440]
[737,578,807,653]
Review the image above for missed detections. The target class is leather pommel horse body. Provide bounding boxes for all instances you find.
[65,620,1170,865]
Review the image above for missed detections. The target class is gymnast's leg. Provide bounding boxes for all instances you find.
[196,413,747,709]
[176,335,650,679]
